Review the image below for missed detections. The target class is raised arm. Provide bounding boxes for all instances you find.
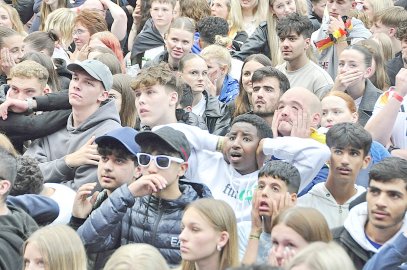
[259,137,330,193]
[365,69,407,147]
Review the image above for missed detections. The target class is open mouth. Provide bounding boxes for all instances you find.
[229,152,242,161]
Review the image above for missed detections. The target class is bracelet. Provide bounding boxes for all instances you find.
[392,91,404,103]
[216,137,224,152]
[249,234,260,240]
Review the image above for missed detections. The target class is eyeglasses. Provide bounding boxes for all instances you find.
[72,29,87,36]
[136,153,184,169]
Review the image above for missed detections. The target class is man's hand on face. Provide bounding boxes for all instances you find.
[290,108,311,138]
[127,174,168,197]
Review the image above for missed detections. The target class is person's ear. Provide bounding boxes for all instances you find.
[178,162,188,177]
[220,64,228,75]
[290,192,297,203]
[364,66,373,78]
[351,111,359,123]
[217,231,229,249]
[43,85,51,94]
[98,90,109,102]
[169,91,178,106]
[311,112,321,128]
[388,27,397,38]
[0,180,11,197]
[184,105,192,112]
[362,155,371,169]
[304,37,311,50]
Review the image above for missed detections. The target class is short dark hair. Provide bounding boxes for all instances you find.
[10,156,44,196]
[178,82,193,108]
[258,160,301,193]
[231,114,273,140]
[276,13,313,39]
[97,140,137,165]
[326,123,372,157]
[0,147,17,200]
[251,67,290,94]
[197,16,229,45]
[369,157,407,190]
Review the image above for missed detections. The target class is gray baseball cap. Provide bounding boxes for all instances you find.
[67,59,113,90]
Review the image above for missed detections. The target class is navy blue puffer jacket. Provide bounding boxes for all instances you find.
[77,181,212,266]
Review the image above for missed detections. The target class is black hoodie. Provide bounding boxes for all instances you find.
[0,205,38,270]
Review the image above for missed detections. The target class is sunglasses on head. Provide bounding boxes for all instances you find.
[136,153,184,169]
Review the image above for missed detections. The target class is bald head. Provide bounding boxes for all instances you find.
[276,87,322,136]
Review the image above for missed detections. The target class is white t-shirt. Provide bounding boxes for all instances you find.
[192,94,206,117]
[44,183,76,224]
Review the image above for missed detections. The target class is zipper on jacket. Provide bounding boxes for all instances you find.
[151,197,164,243]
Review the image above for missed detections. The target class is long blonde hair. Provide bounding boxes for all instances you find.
[23,225,87,270]
[267,0,307,66]
[39,0,68,31]
[180,199,239,270]
[0,4,26,35]
[229,0,268,37]
[104,244,170,270]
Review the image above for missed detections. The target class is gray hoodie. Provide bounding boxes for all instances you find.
[24,100,121,190]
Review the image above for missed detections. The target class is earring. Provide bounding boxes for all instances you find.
[217,245,222,251]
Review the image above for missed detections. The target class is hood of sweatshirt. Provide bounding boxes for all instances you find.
[344,202,407,253]
[305,182,366,207]
[66,100,121,133]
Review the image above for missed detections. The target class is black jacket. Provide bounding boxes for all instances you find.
[332,226,375,270]
[386,52,403,86]
[0,205,38,270]
[131,18,165,65]
[0,91,71,152]
[202,91,231,136]
[233,22,270,61]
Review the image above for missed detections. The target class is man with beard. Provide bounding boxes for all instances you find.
[333,157,407,269]
[251,67,290,127]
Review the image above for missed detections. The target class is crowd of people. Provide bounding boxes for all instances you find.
[0,0,406,269]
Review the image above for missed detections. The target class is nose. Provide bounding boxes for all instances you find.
[146,158,159,174]
[273,244,285,261]
[261,186,269,197]
[102,159,113,171]
[280,106,289,117]
[375,192,388,208]
[231,137,242,149]
[179,228,188,242]
[341,152,350,165]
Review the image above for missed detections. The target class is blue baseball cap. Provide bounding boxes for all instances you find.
[95,127,140,155]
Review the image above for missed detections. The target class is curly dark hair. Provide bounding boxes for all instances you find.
[10,156,44,196]
[396,19,407,40]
